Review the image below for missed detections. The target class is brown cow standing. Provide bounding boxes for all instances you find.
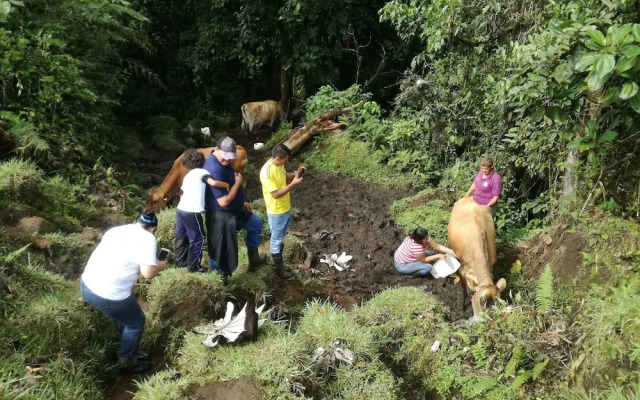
[241,100,284,134]
[146,146,248,212]
[448,196,506,316]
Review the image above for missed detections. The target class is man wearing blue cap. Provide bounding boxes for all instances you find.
[203,136,265,281]
[80,211,167,374]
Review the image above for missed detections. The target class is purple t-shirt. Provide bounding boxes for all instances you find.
[472,170,503,206]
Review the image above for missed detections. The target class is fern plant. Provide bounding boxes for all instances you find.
[505,341,525,377]
[471,338,488,369]
[535,265,554,312]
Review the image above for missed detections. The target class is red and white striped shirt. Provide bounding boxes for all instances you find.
[394,236,427,264]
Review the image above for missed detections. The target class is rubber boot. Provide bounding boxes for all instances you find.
[272,253,293,280]
[247,248,266,272]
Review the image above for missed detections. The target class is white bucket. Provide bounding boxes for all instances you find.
[431,254,461,279]
[253,142,264,150]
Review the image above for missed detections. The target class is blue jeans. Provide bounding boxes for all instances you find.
[239,211,263,250]
[394,251,434,276]
[81,281,145,360]
[267,212,291,254]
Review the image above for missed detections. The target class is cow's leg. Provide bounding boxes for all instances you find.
[459,274,469,312]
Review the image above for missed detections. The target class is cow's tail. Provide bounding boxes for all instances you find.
[241,104,248,132]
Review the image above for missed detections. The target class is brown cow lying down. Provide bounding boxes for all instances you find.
[241,100,284,134]
[146,146,248,212]
[448,196,506,316]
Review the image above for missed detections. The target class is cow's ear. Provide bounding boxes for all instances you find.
[465,273,479,290]
[162,196,168,201]
[496,278,506,292]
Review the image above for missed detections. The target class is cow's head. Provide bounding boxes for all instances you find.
[146,188,169,212]
[466,274,506,316]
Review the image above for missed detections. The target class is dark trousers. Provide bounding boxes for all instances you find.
[205,209,263,276]
[175,210,206,271]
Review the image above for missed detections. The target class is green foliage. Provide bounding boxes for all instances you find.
[535,265,555,312]
[155,208,177,250]
[266,121,294,148]
[304,136,413,189]
[575,277,640,386]
[0,259,115,399]
[306,85,370,121]
[145,116,185,153]
[0,0,148,170]
[390,188,457,243]
[561,380,640,400]
[0,158,43,201]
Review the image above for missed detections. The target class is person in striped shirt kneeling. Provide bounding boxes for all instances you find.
[394,227,456,277]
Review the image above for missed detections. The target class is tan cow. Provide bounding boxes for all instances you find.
[448,196,506,316]
[241,100,284,134]
[146,146,248,212]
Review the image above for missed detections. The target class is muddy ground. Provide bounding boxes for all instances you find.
[235,133,472,321]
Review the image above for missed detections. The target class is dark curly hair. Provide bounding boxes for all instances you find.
[182,149,205,170]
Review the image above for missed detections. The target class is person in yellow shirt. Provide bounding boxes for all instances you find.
[259,144,303,279]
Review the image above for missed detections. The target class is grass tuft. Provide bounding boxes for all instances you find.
[391,188,458,243]
[304,136,412,189]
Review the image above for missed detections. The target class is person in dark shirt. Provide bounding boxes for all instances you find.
[203,137,265,282]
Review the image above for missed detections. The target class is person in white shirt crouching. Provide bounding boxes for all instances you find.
[80,211,166,374]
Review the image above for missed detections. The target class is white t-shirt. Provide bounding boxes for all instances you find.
[177,168,211,213]
[82,224,157,300]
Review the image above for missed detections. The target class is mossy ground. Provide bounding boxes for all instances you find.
[304,136,413,189]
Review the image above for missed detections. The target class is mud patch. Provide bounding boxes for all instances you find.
[519,228,585,283]
[280,169,471,319]
[189,377,263,400]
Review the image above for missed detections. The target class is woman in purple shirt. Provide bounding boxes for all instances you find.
[465,157,503,217]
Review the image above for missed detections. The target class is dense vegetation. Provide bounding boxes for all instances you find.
[1,0,640,399]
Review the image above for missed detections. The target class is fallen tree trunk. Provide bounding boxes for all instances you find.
[283,102,363,154]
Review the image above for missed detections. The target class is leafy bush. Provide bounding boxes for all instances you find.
[306,85,370,120]
[439,160,478,195]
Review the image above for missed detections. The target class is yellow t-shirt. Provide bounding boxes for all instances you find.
[260,160,290,214]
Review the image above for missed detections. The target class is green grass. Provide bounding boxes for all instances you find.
[174,322,307,399]
[327,360,399,400]
[390,188,458,244]
[354,287,445,344]
[155,208,177,250]
[296,301,375,358]
[133,369,191,400]
[144,268,228,346]
[265,122,294,148]
[304,136,413,189]
[0,260,115,399]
